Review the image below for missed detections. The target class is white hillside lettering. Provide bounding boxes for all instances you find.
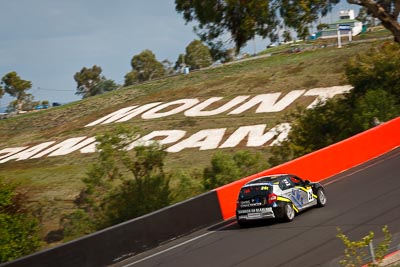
[0,142,55,163]
[114,103,163,122]
[0,137,96,163]
[184,96,250,116]
[228,90,306,114]
[0,123,292,163]
[30,137,95,158]
[0,147,29,161]
[84,86,353,127]
[85,102,162,126]
[79,137,98,154]
[85,106,137,127]
[219,123,290,148]
[0,86,353,164]
[166,128,227,153]
[127,130,187,150]
[270,123,291,146]
[305,85,353,109]
[141,99,200,119]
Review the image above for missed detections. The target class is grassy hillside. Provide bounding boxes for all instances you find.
[0,38,387,243]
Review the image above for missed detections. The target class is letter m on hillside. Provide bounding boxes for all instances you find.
[85,102,161,127]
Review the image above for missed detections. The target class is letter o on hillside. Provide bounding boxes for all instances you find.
[141,99,200,119]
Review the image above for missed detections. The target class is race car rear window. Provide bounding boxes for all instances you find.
[239,185,271,199]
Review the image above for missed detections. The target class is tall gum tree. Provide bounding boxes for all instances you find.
[74,65,102,98]
[0,72,32,112]
[349,0,400,42]
[175,0,400,53]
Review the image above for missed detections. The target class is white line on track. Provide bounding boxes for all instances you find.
[122,147,399,266]
[122,221,237,266]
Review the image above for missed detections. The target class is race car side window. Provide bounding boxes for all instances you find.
[290,175,303,186]
[279,177,294,190]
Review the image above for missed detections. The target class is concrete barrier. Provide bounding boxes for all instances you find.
[1,191,222,267]
[2,117,399,266]
[215,117,400,220]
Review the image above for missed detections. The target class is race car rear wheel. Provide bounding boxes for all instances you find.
[316,188,327,207]
[283,203,295,222]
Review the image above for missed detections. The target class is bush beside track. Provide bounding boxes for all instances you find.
[216,116,400,220]
[2,118,399,267]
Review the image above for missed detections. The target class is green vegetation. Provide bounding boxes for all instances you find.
[185,40,213,69]
[125,49,165,85]
[0,71,32,112]
[60,126,265,241]
[74,65,119,99]
[203,151,267,190]
[337,225,392,267]
[0,37,396,254]
[61,126,171,239]
[269,42,400,166]
[175,0,400,53]
[0,178,41,263]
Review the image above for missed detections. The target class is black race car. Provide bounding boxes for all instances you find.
[236,174,326,226]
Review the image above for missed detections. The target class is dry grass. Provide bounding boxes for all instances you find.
[0,39,385,243]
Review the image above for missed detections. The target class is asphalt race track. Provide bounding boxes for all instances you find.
[114,147,400,267]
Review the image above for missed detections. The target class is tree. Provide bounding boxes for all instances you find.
[174,53,186,71]
[175,0,400,53]
[74,65,102,98]
[203,152,241,190]
[345,42,400,103]
[316,23,329,31]
[162,59,175,75]
[20,94,36,111]
[74,66,118,98]
[356,6,370,24]
[0,178,41,263]
[129,50,165,82]
[1,72,32,112]
[282,30,292,43]
[233,150,267,176]
[0,85,4,99]
[268,42,400,166]
[124,70,138,86]
[348,0,400,42]
[171,169,203,203]
[185,40,213,69]
[221,47,236,62]
[63,126,171,235]
[88,79,119,98]
[5,93,37,112]
[175,0,337,52]
[203,150,267,190]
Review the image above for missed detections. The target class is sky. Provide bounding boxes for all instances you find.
[0,0,359,110]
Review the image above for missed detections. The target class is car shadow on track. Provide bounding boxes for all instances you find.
[207,218,281,231]
[208,208,317,232]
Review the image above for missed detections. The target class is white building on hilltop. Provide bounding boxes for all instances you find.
[320,10,363,39]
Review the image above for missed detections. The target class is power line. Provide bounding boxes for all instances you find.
[36,87,74,92]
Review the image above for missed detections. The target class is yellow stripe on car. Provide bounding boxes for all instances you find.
[277,196,291,202]
[277,196,299,213]
[296,186,308,193]
[292,204,299,213]
[295,186,318,199]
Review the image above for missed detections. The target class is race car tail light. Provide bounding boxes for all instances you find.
[268,193,277,204]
